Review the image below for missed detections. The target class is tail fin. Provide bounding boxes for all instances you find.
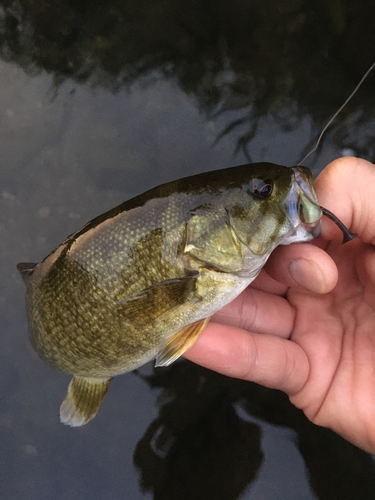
[60,376,112,427]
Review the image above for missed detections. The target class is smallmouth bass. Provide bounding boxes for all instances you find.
[18,162,324,426]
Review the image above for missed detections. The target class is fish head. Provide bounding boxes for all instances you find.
[226,164,322,258]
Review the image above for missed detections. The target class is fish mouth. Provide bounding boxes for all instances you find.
[281,167,322,244]
[301,219,322,239]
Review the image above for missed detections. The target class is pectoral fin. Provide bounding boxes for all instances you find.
[60,376,112,427]
[116,274,199,325]
[155,317,210,367]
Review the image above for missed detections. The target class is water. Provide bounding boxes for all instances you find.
[2,1,375,499]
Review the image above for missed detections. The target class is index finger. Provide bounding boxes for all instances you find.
[184,321,309,396]
[212,284,295,338]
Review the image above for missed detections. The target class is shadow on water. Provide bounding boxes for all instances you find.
[1,0,375,161]
[134,361,375,500]
[2,1,375,499]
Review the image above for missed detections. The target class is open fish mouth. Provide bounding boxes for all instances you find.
[300,220,322,239]
[284,167,357,244]
[280,167,322,244]
[285,167,356,245]
[292,166,357,244]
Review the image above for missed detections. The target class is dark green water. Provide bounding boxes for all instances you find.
[2,1,375,499]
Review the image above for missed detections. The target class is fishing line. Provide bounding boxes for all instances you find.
[298,60,375,166]
[298,61,375,243]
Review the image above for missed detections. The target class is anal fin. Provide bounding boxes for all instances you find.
[155,317,210,367]
[60,376,112,427]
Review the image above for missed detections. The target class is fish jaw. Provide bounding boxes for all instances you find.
[280,166,322,245]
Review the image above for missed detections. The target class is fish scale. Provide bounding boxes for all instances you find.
[19,162,323,426]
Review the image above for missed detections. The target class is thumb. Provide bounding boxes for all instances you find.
[315,156,375,245]
[264,243,338,294]
[265,157,375,292]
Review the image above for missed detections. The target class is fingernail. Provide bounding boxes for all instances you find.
[289,259,327,293]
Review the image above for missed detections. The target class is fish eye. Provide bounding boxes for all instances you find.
[249,178,274,199]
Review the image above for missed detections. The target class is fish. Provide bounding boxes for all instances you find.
[18,162,324,427]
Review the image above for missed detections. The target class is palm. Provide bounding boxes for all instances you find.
[185,157,375,453]
[286,239,375,449]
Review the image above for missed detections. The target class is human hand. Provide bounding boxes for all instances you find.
[184,157,375,454]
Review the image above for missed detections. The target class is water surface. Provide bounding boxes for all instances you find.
[2,2,375,499]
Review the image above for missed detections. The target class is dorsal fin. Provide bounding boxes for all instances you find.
[17,262,37,284]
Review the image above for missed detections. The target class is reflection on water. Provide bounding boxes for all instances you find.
[1,0,375,160]
[2,1,375,499]
[134,364,263,500]
[134,362,375,499]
